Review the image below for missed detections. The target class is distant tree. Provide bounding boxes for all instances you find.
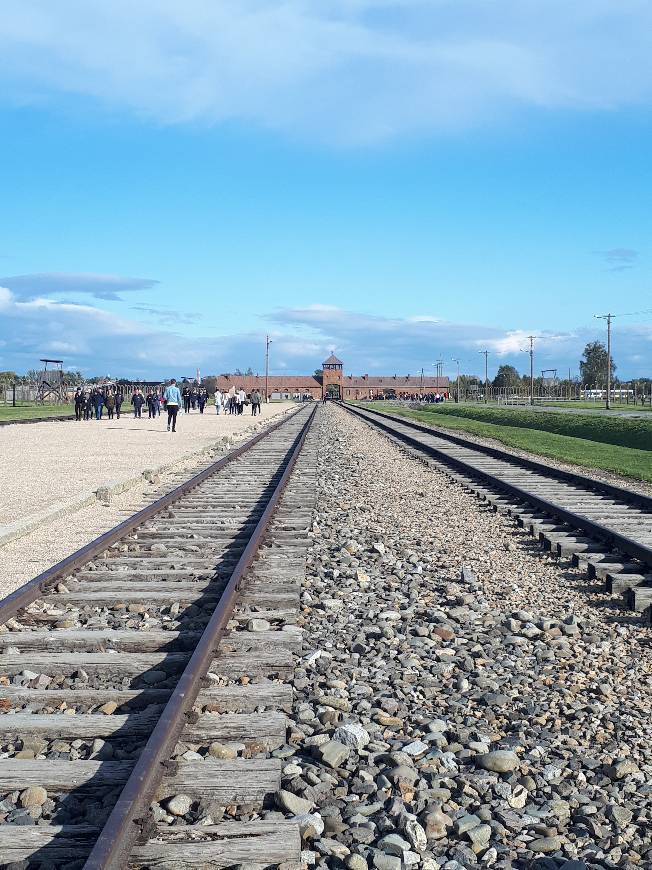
[202,375,217,395]
[492,365,521,389]
[245,366,253,375]
[580,341,616,387]
[234,367,243,376]
[314,369,323,378]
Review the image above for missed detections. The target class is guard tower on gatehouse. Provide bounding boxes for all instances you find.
[322,353,343,400]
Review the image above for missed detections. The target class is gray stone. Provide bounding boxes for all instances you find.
[247,618,271,632]
[607,804,633,827]
[475,750,520,773]
[333,723,370,752]
[378,833,412,858]
[165,794,192,816]
[373,852,402,870]
[404,819,427,852]
[423,807,453,840]
[293,812,324,839]
[208,741,238,759]
[455,814,481,835]
[277,789,314,815]
[319,740,351,768]
[529,835,565,853]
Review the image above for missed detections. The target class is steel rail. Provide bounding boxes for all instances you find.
[83,403,316,870]
[345,403,652,511]
[345,403,652,568]
[0,405,305,626]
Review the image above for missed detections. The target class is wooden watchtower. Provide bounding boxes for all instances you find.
[322,353,343,400]
[36,358,67,404]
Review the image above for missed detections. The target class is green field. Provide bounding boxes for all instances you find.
[541,400,652,412]
[0,402,74,422]
[363,402,652,483]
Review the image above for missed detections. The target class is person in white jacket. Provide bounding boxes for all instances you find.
[214,389,223,415]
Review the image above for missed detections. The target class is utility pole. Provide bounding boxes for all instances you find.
[265,335,272,403]
[420,367,424,393]
[528,335,534,406]
[479,350,489,403]
[594,313,612,410]
[451,358,461,403]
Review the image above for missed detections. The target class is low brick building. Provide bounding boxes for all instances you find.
[214,355,449,401]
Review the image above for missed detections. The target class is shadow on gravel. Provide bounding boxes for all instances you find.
[20,460,288,870]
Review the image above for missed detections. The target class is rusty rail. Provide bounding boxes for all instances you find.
[83,403,316,869]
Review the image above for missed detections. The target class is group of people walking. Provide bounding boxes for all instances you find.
[182,386,209,414]
[72,381,264,430]
[213,387,262,416]
[73,387,125,421]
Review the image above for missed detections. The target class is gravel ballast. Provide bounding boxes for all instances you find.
[275,404,652,869]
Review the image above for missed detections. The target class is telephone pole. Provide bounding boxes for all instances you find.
[479,350,489,403]
[265,335,272,403]
[594,313,612,409]
[451,358,461,403]
[528,335,534,405]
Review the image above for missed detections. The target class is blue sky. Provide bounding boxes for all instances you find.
[1,1,651,381]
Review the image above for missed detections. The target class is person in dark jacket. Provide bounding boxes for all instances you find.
[105,391,116,420]
[74,388,84,421]
[146,392,157,419]
[93,388,104,420]
[131,389,145,418]
[115,391,123,419]
[198,388,206,414]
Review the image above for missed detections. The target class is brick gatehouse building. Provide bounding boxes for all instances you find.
[214,355,449,401]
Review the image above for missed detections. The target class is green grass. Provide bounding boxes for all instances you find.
[0,402,74,422]
[539,400,652,412]
[363,402,652,483]
[378,402,652,451]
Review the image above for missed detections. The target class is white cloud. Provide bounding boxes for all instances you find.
[1,2,652,142]
[1,290,650,379]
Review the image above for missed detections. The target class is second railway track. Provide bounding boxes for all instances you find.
[345,403,652,621]
[0,403,319,869]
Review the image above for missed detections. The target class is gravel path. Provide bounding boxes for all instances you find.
[0,404,295,596]
[0,402,293,524]
[275,404,652,869]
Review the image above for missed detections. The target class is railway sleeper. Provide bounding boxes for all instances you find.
[0,710,287,748]
[0,680,293,714]
[0,819,302,868]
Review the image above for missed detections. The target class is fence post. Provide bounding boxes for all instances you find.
[12,383,16,407]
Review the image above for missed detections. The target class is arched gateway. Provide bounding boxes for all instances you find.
[321,353,343,400]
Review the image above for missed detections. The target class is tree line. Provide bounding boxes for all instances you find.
[479,341,650,392]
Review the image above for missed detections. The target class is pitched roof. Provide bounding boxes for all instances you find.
[323,353,343,365]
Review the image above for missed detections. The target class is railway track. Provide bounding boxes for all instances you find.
[0,403,319,869]
[345,403,652,621]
